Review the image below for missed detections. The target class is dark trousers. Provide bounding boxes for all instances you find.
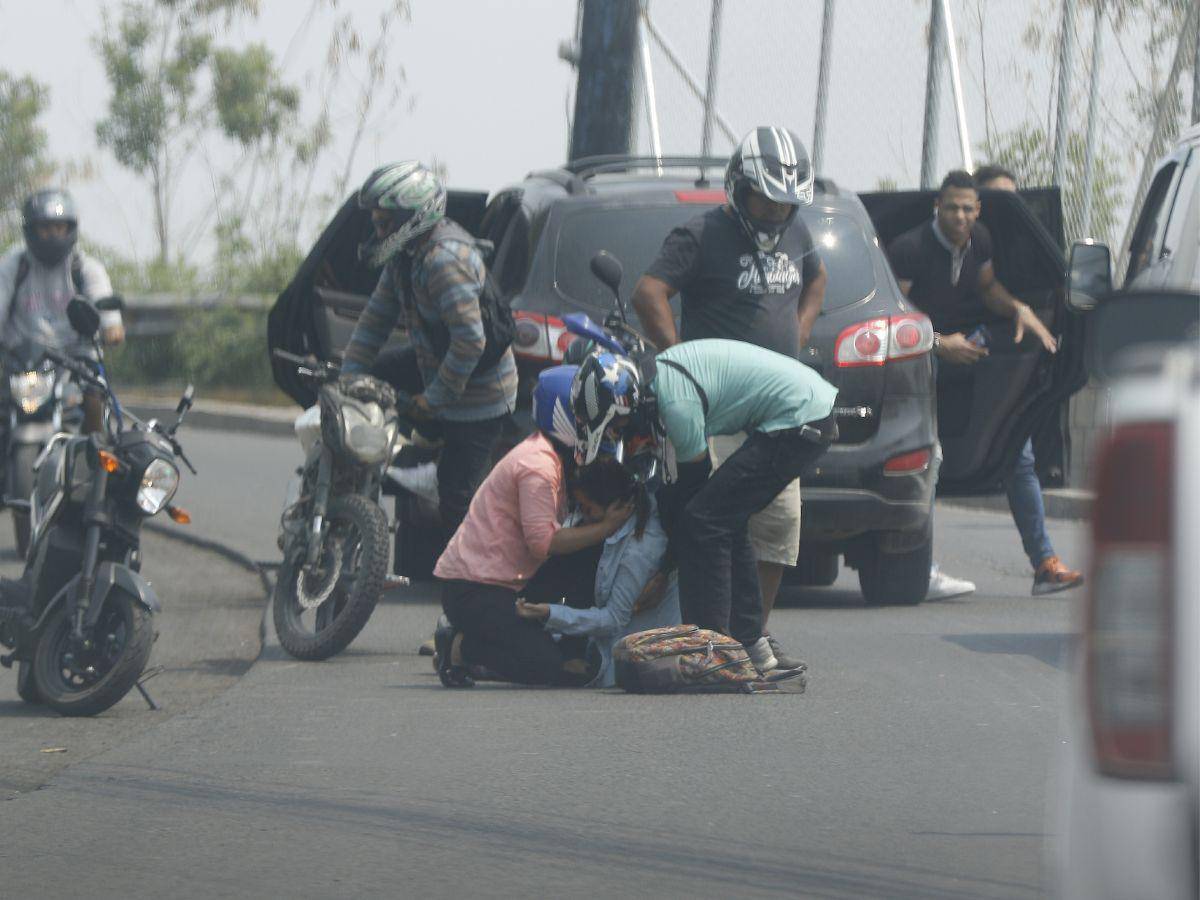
[370,346,506,538]
[674,425,832,647]
[441,579,583,686]
[521,543,604,610]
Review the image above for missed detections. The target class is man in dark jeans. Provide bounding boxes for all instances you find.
[887,169,1083,595]
[632,125,825,669]
[572,339,837,676]
[343,161,517,540]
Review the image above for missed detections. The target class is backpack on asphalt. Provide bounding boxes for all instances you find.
[613,625,806,694]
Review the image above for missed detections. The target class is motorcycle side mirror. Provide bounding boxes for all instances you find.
[66,297,101,338]
[562,312,625,356]
[1067,240,1112,312]
[590,251,624,301]
[94,295,125,313]
[176,384,195,416]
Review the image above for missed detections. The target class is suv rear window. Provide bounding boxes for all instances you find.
[553,204,876,312]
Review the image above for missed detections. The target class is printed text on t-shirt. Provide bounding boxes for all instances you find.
[736,252,801,295]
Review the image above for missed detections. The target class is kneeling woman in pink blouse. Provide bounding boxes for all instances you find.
[432,366,631,687]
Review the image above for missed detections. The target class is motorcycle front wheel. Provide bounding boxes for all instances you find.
[273,493,389,661]
[32,592,154,717]
[16,660,39,704]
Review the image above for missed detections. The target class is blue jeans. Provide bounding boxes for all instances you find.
[1005,438,1055,568]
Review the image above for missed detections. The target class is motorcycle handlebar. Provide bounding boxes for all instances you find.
[272,347,340,381]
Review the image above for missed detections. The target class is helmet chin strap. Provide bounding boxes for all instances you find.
[752,229,782,252]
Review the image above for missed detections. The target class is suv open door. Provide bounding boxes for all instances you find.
[267,189,490,406]
[858,187,1087,494]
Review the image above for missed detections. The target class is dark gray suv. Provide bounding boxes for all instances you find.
[269,156,1084,605]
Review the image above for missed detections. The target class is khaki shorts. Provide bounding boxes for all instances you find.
[709,433,802,567]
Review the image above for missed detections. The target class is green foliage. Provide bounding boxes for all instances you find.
[980,123,1124,243]
[93,1,286,264]
[91,245,204,295]
[212,44,300,147]
[173,305,270,387]
[211,216,303,295]
[103,305,280,403]
[0,70,54,227]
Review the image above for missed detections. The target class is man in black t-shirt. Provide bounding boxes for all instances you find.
[632,126,826,669]
[887,169,1056,363]
[636,187,825,358]
[887,169,1082,596]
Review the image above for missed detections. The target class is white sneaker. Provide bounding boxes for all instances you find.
[745,636,778,674]
[926,563,976,600]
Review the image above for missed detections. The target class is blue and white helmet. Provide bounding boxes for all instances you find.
[570,350,642,465]
[532,365,579,449]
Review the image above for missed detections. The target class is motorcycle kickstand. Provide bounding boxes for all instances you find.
[135,665,165,711]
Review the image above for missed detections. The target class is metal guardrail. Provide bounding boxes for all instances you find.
[121,294,273,338]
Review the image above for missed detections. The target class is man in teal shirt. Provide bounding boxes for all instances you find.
[573,338,838,674]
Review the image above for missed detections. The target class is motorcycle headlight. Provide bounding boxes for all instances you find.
[341,401,391,464]
[10,370,55,414]
[136,457,180,515]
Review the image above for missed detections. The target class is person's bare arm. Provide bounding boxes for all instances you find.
[631,275,678,350]
[546,500,633,556]
[796,261,826,349]
[978,262,1057,353]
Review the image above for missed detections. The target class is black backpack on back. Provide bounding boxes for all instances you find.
[397,222,514,375]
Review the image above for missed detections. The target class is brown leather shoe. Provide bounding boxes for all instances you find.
[1032,556,1084,595]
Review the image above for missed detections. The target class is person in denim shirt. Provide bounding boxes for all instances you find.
[516,459,680,687]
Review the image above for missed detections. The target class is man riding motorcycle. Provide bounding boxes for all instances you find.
[343,161,517,543]
[0,188,125,435]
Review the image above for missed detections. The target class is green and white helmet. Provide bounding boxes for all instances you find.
[357,161,446,266]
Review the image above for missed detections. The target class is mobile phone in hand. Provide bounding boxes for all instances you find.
[966,325,991,348]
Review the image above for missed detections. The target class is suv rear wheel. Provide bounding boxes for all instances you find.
[857,531,932,606]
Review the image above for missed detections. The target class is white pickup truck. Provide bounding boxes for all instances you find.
[1057,124,1200,899]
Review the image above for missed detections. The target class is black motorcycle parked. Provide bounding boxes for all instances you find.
[2,339,86,557]
[272,350,397,661]
[0,298,196,716]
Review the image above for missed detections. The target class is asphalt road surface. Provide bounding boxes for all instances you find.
[0,428,1085,898]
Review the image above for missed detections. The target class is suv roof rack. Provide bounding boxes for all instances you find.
[565,155,730,180]
[525,168,589,194]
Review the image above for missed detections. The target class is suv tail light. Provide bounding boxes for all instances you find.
[512,311,571,363]
[1085,421,1175,780]
[834,314,934,367]
[884,447,931,475]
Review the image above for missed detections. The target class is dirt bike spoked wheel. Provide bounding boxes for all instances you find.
[32,592,155,717]
[273,494,389,661]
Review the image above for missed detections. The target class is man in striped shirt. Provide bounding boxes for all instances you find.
[343,162,517,539]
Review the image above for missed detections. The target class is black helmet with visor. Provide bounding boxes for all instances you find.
[22,188,79,267]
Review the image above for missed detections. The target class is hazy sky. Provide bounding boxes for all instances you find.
[0,0,1163,260]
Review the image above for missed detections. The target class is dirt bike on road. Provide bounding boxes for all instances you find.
[272,350,399,661]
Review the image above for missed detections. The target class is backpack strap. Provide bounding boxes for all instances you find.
[657,358,709,416]
[6,253,31,326]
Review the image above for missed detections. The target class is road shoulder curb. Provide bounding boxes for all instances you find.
[941,488,1093,520]
[123,395,296,438]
